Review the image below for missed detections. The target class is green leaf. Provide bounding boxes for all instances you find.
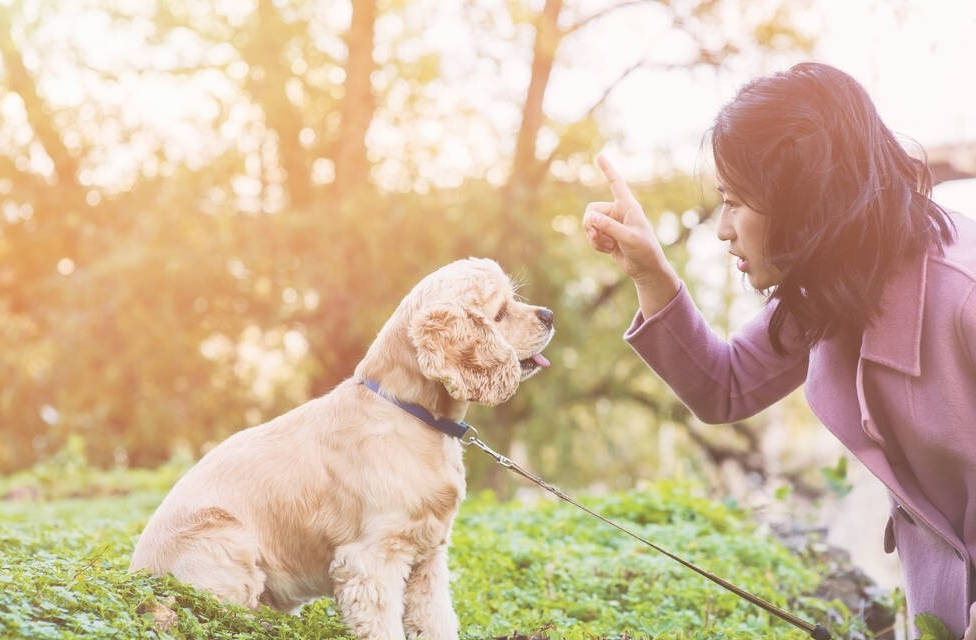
[820,456,853,498]
[914,613,954,640]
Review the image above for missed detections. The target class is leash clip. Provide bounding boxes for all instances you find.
[460,427,514,468]
[460,425,480,446]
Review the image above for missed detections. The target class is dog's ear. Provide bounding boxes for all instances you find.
[409,303,521,406]
[410,304,470,401]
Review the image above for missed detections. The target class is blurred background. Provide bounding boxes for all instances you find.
[1,0,974,589]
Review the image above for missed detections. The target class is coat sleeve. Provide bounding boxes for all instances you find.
[623,283,809,424]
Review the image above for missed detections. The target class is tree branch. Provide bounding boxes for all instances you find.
[585,278,628,316]
[536,58,645,180]
[0,12,80,190]
[564,0,658,36]
[619,389,822,497]
[0,154,47,192]
[582,205,714,317]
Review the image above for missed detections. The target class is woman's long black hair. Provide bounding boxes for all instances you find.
[711,62,956,352]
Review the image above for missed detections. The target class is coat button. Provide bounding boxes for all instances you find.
[883,516,895,554]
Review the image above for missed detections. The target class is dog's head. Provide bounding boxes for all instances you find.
[405,258,553,406]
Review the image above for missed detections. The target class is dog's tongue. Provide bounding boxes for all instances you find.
[532,353,551,368]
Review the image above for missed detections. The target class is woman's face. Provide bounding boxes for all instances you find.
[715,182,784,290]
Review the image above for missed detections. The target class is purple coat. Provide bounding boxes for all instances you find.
[623,213,976,635]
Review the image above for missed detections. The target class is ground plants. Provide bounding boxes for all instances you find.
[0,464,885,640]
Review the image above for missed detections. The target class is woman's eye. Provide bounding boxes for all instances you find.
[494,305,507,322]
[723,199,739,209]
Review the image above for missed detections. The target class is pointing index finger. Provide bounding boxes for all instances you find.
[596,154,635,204]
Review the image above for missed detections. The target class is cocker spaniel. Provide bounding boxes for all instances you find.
[130,257,554,640]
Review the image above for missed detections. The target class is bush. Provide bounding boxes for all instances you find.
[0,472,879,639]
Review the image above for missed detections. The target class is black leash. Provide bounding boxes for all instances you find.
[360,380,830,638]
[461,427,832,640]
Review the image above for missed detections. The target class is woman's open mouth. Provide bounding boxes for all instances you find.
[729,250,749,273]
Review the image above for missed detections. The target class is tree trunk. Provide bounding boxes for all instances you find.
[241,0,312,210]
[506,0,563,205]
[333,0,377,199]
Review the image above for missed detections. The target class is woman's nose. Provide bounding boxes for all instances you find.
[716,209,735,242]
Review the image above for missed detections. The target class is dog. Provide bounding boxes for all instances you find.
[129,257,554,640]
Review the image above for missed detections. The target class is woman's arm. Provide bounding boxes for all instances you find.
[583,155,808,423]
[624,283,808,424]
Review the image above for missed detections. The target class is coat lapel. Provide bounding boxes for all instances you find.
[858,249,927,377]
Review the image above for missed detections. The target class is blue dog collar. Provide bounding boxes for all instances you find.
[361,379,471,439]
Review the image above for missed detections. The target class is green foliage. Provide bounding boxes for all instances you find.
[0,471,878,639]
[452,486,848,638]
[913,613,954,640]
[774,484,793,501]
[0,0,823,495]
[820,457,853,499]
[0,436,192,502]
[0,494,354,639]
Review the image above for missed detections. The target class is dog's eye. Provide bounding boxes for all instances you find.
[494,303,507,322]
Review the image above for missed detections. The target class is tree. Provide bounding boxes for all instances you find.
[464,0,815,491]
[0,0,819,492]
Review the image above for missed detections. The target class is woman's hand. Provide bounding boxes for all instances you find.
[582,155,669,285]
[583,155,680,315]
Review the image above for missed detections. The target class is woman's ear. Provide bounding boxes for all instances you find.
[409,303,521,405]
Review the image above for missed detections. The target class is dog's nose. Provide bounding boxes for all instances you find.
[536,308,554,330]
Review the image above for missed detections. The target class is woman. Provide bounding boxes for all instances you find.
[582,62,976,636]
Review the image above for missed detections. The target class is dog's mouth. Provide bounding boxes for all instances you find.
[519,352,551,376]
[518,330,554,379]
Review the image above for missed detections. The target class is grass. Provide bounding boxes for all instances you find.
[0,452,887,639]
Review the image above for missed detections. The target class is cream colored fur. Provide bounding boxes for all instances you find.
[129,258,554,640]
